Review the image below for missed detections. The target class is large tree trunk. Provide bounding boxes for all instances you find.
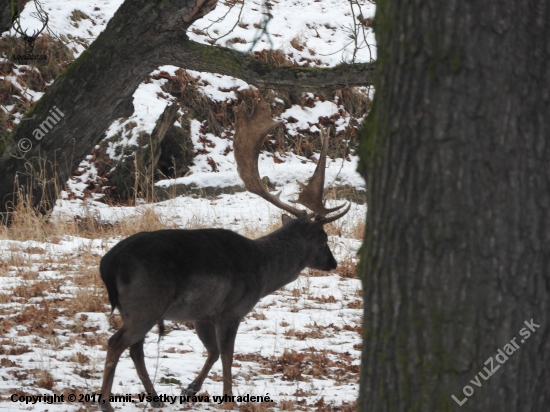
[0,0,374,221]
[358,0,549,411]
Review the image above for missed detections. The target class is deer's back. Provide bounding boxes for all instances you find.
[100,229,263,321]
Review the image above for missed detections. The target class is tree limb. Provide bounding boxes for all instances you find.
[161,35,375,91]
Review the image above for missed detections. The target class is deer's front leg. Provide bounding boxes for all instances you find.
[215,319,240,409]
[182,321,220,396]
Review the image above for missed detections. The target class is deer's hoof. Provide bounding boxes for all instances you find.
[221,401,236,410]
[99,402,113,412]
[181,383,199,396]
[181,387,196,396]
[150,400,164,408]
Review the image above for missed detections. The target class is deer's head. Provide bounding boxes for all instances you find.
[281,214,338,271]
[12,15,49,54]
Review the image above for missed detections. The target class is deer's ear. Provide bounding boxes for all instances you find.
[281,214,293,225]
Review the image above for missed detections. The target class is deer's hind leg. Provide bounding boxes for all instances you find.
[100,327,130,412]
[100,313,162,411]
[182,321,220,396]
[130,338,163,407]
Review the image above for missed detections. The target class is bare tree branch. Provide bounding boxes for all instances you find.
[162,35,375,91]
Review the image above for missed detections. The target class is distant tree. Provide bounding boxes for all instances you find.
[0,0,374,220]
[357,0,549,411]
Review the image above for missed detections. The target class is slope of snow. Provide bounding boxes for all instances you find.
[0,1,372,410]
[188,0,376,65]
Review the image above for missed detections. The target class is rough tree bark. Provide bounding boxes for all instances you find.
[0,0,374,220]
[0,0,29,34]
[358,0,549,411]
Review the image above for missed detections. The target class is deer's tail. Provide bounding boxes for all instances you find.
[99,254,118,315]
[157,320,165,342]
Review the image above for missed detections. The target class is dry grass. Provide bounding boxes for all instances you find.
[290,36,306,52]
[333,258,358,279]
[0,197,178,242]
[325,215,365,240]
[34,368,55,390]
[250,49,295,67]
[241,219,281,239]
[226,37,248,45]
[70,10,90,22]
[115,207,179,237]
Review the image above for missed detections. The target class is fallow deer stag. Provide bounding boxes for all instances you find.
[98,102,350,411]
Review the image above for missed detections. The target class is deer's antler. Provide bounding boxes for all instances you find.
[234,103,350,222]
[12,19,27,38]
[294,127,346,216]
[12,14,49,40]
[234,102,306,217]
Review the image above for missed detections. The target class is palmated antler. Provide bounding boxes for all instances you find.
[234,102,306,217]
[234,103,350,223]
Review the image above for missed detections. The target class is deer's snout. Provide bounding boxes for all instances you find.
[323,253,337,271]
[316,241,337,271]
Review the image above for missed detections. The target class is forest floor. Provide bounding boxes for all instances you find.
[0,199,364,412]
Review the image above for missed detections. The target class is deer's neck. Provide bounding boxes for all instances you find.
[254,230,309,297]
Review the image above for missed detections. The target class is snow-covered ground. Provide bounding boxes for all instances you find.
[0,218,363,412]
[0,0,373,410]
